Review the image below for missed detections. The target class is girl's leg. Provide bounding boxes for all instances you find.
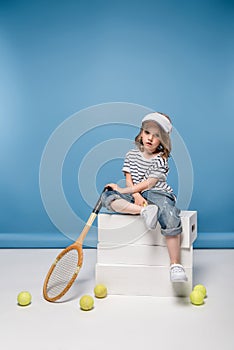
[110,198,142,214]
[101,190,158,229]
[166,235,181,265]
[144,192,182,263]
[166,234,188,282]
[143,191,187,281]
[110,198,158,230]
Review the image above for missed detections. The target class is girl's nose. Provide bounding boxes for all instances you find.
[148,133,153,140]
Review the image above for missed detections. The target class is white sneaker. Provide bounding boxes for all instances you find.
[140,205,158,230]
[170,264,188,282]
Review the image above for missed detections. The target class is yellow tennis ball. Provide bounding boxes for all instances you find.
[193,284,207,298]
[94,284,107,298]
[17,291,32,306]
[190,290,204,305]
[79,295,94,311]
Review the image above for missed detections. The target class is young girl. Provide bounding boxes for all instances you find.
[101,112,187,282]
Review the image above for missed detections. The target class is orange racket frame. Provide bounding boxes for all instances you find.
[43,187,109,302]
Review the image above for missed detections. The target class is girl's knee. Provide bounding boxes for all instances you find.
[101,190,120,210]
[158,203,182,236]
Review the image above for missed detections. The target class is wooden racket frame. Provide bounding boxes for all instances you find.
[43,187,109,302]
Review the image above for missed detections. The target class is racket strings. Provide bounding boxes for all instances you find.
[46,249,79,299]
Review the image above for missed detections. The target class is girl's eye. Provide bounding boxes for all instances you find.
[143,130,159,138]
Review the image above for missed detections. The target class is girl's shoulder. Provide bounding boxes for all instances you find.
[129,148,140,153]
[125,148,141,157]
[152,153,168,165]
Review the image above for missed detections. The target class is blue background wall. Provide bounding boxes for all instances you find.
[0,0,234,248]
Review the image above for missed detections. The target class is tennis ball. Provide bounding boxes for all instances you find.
[79,295,94,311]
[94,284,107,298]
[17,291,32,306]
[193,284,207,298]
[190,290,204,305]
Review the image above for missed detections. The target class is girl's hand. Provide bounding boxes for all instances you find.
[105,183,130,195]
[133,193,148,207]
[105,183,120,192]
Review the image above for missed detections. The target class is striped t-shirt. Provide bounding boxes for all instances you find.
[122,149,173,194]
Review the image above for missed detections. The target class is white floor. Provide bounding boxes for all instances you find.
[0,249,234,350]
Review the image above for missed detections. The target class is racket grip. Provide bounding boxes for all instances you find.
[92,186,112,214]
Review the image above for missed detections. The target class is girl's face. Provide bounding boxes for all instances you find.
[141,122,161,155]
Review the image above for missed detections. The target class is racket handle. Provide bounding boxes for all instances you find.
[92,186,112,214]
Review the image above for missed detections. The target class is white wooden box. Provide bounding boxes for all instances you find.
[96,263,192,297]
[97,243,193,267]
[98,211,197,248]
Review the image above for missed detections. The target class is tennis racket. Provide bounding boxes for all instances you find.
[43,187,110,302]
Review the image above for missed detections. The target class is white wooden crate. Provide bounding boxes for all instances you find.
[96,263,192,297]
[97,243,193,267]
[96,211,197,297]
[98,211,197,248]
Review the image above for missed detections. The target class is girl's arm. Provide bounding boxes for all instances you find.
[106,177,158,195]
[125,172,134,188]
[125,173,146,206]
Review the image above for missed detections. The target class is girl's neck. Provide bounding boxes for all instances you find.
[142,150,159,159]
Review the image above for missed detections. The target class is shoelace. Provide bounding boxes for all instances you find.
[171,266,184,273]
